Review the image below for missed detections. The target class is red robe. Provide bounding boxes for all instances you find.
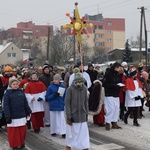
[125,78,143,91]
[24,80,47,130]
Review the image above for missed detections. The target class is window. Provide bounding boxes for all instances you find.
[107,30,112,34]
[108,47,112,50]
[7,53,16,57]
[99,34,104,38]
[36,29,40,32]
[99,42,105,46]
[98,25,103,29]
[107,21,112,26]
[94,25,97,29]
[108,38,112,42]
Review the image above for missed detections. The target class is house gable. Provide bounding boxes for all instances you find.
[0,42,23,66]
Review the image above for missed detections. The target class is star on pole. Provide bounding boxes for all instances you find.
[63,2,93,52]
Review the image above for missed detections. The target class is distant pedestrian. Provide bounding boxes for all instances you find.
[4,78,31,149]
[65,72,89,150]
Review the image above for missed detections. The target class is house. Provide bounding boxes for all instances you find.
[0,42,23,66]
[107,48,149,65]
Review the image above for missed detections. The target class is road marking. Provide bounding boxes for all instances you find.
[90,143,125,150]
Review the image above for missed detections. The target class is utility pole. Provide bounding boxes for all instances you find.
[138,6,148,70]
[47,26,50,61]
[139,7,143,62]
[143,7,148,71]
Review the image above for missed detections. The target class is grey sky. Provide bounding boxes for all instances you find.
[0,0,150,39]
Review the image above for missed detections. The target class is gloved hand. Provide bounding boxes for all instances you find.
[134,96,141,101]
[6,117,12,124]
[54,92,60,97]
[37,97,43,101]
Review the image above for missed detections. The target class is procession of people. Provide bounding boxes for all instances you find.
[0,60,150,150]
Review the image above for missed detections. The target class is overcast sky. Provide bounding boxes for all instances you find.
[0,0,150,39]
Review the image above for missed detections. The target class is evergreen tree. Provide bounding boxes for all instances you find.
[122,39,133,62]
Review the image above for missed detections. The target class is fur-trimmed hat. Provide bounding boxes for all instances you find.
[9,77,18,87]
[138,62,144,68]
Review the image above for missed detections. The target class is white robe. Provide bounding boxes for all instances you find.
[50,111,66,135]
[66,122,90,150]
[125,80,143,107]
[25,91,46,113]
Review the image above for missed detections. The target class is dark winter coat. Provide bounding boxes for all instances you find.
[103,69,122,97]
[45,83,66,111]
[39,73,53,88]
[4,88,31,119]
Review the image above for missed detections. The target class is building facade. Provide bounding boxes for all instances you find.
[85,14,125,53]
[0,42,23,66]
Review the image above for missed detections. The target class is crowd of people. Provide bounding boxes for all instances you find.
[0,60,150,150]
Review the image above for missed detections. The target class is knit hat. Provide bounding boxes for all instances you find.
[53,74,62,81]
[73,67,80,73]
[9,77,18,87]
[43,65,49,71]
[121,62,127,67]
[76,61,81,67]
[74,72,84,83]
[142,71,149,80]
[88,62,93,68]
[130,68,137,77]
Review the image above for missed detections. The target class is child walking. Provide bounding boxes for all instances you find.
[4,78,31,150]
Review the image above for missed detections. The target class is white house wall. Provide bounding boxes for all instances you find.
[0,43,23,65]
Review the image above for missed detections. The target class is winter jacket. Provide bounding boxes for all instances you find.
[39,73,53,88]
[65,83,88,123]
[103,69,122,97]
[4,88,31,119]
[45,83,66,111]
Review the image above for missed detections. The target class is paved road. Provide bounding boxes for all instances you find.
[0,106,150,150]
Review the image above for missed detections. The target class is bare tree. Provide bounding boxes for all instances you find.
[91,46,107,63]
[49,28,74,65]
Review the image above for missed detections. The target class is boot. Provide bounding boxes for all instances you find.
[124,114,128,124]
[133,121,140,127]
[129,112,134,119]
[112,122,122,129]
[105,123,110,131]
[66,146,71,150]
[27,121,31,129]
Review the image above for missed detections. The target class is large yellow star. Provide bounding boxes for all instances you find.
[63,2,93,47]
